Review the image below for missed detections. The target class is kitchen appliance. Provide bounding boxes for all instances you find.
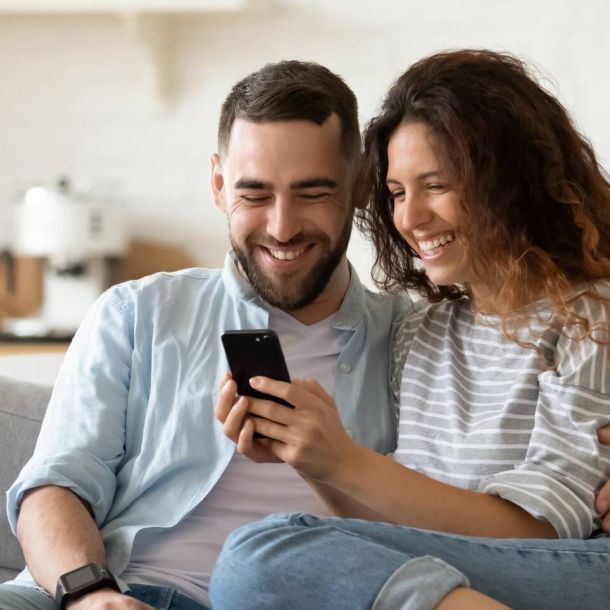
[6,178,127,337]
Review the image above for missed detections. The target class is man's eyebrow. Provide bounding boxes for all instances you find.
[234,178,273,190]
[292,178,338,190]
[234,177,339,190]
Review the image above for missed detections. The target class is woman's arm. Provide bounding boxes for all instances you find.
[321,441,557,538]
[241,377,557,539]
[303,478,390,522]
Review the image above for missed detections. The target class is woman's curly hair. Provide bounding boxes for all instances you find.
[357,49,610,345]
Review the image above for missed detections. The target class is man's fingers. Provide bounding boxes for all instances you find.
[597,424,610,446]
[595,482,610,511]
[600,510,610,533]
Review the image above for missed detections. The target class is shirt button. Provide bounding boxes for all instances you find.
[339,362,351,374]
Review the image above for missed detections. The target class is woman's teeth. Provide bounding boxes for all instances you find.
[419,232,455,253]
[269,248,305,261]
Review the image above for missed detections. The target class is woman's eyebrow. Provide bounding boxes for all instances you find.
[386,171,441,185]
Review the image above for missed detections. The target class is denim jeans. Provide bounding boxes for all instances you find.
[209,512,610,610]
[0,582,210,610]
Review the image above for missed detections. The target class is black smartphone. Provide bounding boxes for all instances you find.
[221,329,293,408]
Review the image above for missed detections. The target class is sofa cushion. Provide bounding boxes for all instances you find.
[0,376,51,577]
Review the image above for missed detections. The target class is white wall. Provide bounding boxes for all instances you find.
[1,0,609,287]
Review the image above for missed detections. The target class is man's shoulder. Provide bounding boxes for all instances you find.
[360,286,414,317]
[114,267,223,295]
[103,267,225,313]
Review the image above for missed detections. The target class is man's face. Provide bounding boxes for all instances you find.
[212,115,354,311]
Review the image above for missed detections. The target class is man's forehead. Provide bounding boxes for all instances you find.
[224,114,343,155]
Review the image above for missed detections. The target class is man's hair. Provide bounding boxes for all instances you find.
[218,60,360,164]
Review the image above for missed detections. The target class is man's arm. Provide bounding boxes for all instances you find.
[17,486,152,609]
[17,486,105,594]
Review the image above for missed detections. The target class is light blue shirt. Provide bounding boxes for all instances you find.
[7,253,410,580]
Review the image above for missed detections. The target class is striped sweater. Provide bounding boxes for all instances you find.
[391,284,610,539]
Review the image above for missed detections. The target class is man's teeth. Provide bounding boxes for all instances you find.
[419,233,455,252]
[269,248,305,261]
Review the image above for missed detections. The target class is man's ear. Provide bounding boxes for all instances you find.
[351,171,368,210]
[349,158,368,210]
[211,153,226,212]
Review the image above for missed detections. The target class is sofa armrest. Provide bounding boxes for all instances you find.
[0,376,52,576]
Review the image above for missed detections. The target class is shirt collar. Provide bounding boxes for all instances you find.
[221,250,367,330]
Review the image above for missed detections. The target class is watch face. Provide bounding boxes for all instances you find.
[64,565,98,590]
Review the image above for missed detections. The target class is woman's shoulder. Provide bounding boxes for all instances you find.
[564,280,610,333]
[550,280,610,386]
[396,295,474,335]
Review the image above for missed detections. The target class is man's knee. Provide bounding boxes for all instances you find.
[0,584,57,610]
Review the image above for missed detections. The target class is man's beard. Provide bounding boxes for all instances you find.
[231,218,353,312]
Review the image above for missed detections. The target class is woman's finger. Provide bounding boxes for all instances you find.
[247,397,295,425]
[251,415,290,443]
[214,378,238,423]
[222,396,249,442]
[293,378,335,407]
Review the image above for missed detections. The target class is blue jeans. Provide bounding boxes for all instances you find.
[0,583,209,610]
[209,512,610,610]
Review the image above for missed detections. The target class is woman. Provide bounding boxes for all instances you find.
[210,50,610,610]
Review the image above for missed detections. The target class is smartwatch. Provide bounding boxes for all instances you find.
[55,563,120,609]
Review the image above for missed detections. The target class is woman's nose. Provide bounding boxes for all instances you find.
[393,191,431,233]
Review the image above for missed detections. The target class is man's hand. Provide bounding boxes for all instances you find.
[214,374,281,463]
[595,424,610,531]
[68,589,154,609]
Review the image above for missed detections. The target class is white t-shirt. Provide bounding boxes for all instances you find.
[120,310,350,606]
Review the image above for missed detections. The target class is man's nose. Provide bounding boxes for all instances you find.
[266,198,303,243]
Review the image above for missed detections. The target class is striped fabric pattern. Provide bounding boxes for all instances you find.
[391,284,610,539]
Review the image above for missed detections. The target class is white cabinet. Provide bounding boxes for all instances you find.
[0,1,246,14]
[0,0,248,103]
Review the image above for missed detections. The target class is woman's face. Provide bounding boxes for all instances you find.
[386,121,473,289]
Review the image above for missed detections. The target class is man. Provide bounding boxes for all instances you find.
[0,61,410,609]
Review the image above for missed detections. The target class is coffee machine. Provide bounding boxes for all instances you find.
[7,178,127,337]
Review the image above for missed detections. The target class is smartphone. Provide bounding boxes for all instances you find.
[221,329,293,408]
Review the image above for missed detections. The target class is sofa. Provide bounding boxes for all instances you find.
[0,376,52,582]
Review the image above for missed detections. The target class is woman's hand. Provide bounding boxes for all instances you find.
[214,373,281,463]
[242,376,357,483]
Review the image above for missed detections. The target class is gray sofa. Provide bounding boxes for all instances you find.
[0,376,52,582]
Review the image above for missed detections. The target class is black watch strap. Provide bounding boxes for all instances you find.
[56,562,120,609]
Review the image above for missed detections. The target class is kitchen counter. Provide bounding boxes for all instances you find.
[0,341,69,357]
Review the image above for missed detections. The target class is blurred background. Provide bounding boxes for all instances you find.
[1,0,609,343]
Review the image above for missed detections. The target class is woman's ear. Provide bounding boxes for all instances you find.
[211,153,226,212]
